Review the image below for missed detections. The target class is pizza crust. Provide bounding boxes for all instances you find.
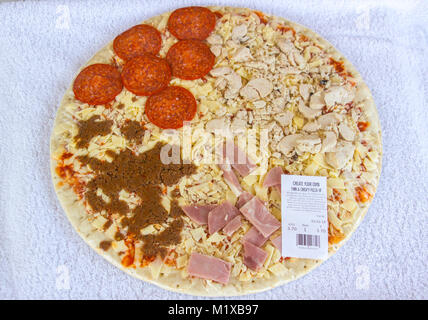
[50,6,382,296]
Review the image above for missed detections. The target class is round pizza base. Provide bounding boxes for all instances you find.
[50,6,382,296]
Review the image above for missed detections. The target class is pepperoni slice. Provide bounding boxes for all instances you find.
[121,54,171,96]
[113,24,162,61]
[166,40,215,80]
[145,86,197,129]
[73,64,123,105]
[167,6,216,40]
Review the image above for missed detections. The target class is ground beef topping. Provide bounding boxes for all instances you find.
[169,200,184,218]
[99,240,112,251]
[77,142,196,258]
[121,120,145,142]
[74,115,113,148]
[142,218,184,258]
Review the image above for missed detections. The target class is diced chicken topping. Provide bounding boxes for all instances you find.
[309,91,325,109]
[324,86,354,107]
[231,24,248,42]
[240,78,273,100]
[232,47,253,62]
[206,118,229,132]
[325,140,355,169]
[210,45,222,57]
[295,134,322,154]
[277,134,303,155]
[224,72,243,95]
[321,131,337,152]
[239,197,280,237]
[210,66,232,77]
[187,252,232,284]
[206,34,223,45]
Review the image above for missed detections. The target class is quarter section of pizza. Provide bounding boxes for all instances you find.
[51,6,382,295]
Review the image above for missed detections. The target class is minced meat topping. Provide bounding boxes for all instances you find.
[77,142,196,258]
[74,115,113,148]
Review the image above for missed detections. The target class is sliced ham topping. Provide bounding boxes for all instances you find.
[242,241,268,271]
[208,201,240,234]
[187,252,231,284]
[236,191,254,209]
[182,204,216,225]
[223,141,257,177]
[271,235,282,253]
[263,166,284,188]
[218,163,243,196]
[239,197,281,238]
[223,215,242,236]
[242,227,268,247]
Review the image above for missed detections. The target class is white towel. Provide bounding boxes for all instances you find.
[0,0,427,299]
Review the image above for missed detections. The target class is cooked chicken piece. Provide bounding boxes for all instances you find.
[206,34,223,45]
[325,140,355,169]
[296,134,322,154]
[321,131,337,152]
[309,91,325,109]
[240,78,273,100]
[232,24,248,42]
[210,67,232,77]
[232,47,252,62]
[277,134,302,155]
[324,86,354,107]
[210,45,222,57]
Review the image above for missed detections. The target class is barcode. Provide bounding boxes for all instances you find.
[296,234,320,248]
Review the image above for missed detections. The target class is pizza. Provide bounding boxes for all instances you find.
[50,6,382,296]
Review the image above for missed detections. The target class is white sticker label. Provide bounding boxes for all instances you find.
[281,175,328,260]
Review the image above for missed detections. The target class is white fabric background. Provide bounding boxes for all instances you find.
[0,0,427,300]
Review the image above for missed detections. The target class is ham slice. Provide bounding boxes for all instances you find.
[182,204,217,225]
[223,141,257,177]
[187,252,231,284]
[242,227,268,247]
[236,191,253,209]
[242,241,268,271]
[223,215,242,236]
[208,201,240,234]
[218,163,243,196]
[271,235,282,253]
[239,197,280,238]
[263,167,284,193]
